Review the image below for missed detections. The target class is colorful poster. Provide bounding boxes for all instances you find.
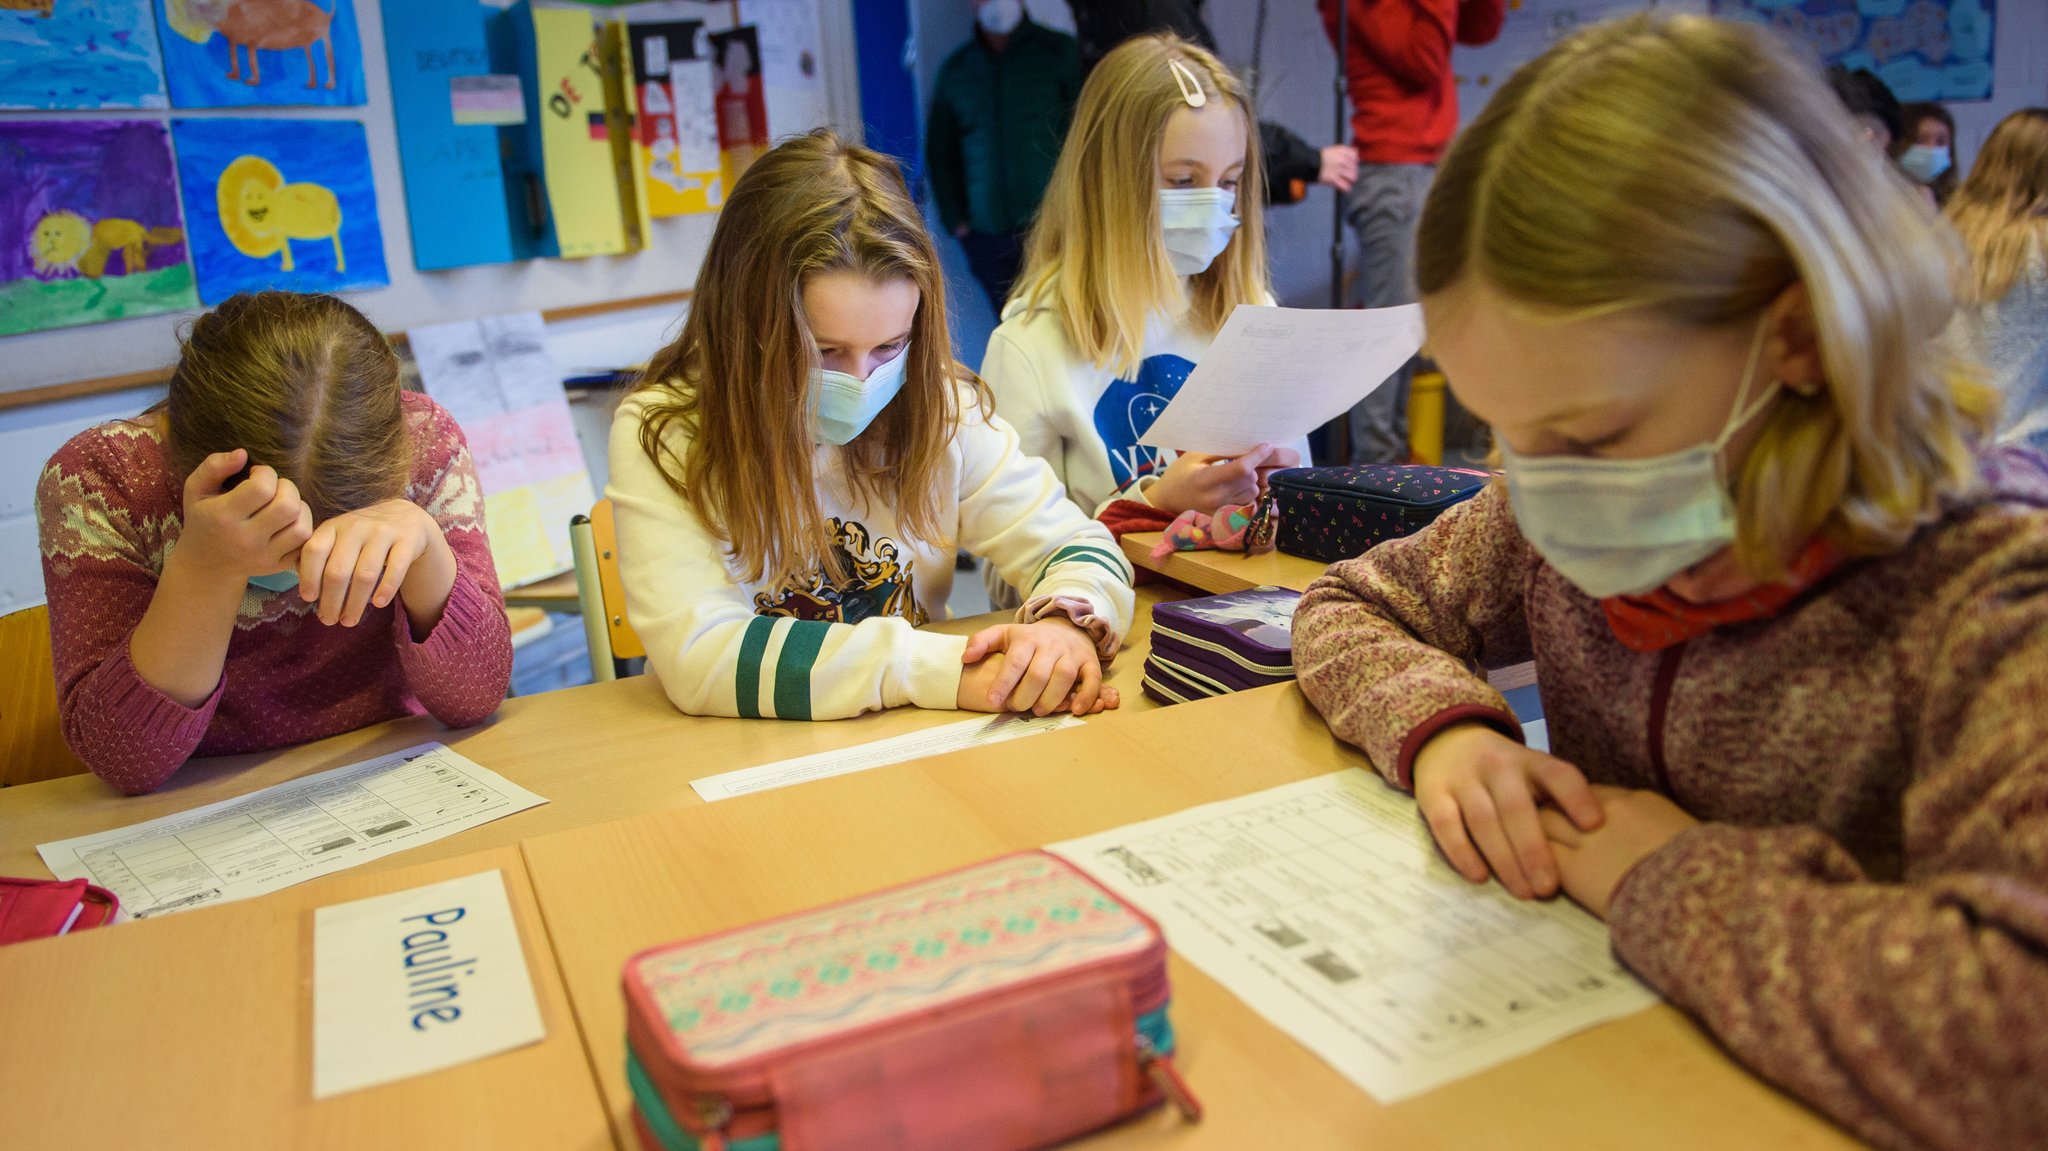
[171,117,388,304]
[709,26,769,190]
[598,19,652,250]
[740,0,830,141]
[0,0,167,109]
[1713,0,1996,102]
[626,20,721,216]
[380,0,517,270]
[155,0,366,108]
[0,121,195,337]
[492,1,627,259]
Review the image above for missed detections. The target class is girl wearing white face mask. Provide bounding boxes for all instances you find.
[609,131,1135,722]
[979,36,1305,605]
[1295,16,2048,1148]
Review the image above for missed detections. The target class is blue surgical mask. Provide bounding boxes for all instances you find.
[1500,319,1780,600]
[810,344,911,446]
[248,569,300,593]
[1898,144,1952,184]
[1159,187,1239,276]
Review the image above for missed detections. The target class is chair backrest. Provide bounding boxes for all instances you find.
[570,499,644,682]
[0,605,89,787]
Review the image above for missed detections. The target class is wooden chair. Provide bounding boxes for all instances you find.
[569,499,645,683]
[0,605,89,787]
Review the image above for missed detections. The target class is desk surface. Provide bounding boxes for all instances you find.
[0,587,1181,880]
[1121,532,1330,595]
[0,845,613,1151]
[519,685,1853,1151]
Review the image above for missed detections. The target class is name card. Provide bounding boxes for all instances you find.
[313,870,546,1098]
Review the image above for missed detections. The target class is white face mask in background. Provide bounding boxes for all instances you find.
[809,344,912,446]
[977,0,1024,36]
[1158,187,1239,276]
[1898,144,1952,184]
[1499,319,1781,600]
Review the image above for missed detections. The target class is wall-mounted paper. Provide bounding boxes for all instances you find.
[380,0,517,270]
[492,1,627,260]
[155,0,366,108]
[708,26,768,190]
[0,120,196,337]
[171,116,389,303]
[624,20,720,217]
[740,0,830,141]
[0,0,167,110]
[597,19,652,251]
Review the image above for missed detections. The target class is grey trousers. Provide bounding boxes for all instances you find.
[1344,162,1435,464]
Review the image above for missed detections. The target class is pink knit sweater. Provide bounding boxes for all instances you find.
[1294,448,2048,1151]
[36,393,513,795]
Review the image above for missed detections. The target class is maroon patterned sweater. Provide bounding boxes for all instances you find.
[36,393,513,795]
[1293,447,2048,1151]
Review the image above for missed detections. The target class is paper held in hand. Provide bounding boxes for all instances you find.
[1138,304,1425,457]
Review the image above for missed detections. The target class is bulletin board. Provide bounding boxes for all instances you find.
[1711,0,1997,102]
[0,0,856,400]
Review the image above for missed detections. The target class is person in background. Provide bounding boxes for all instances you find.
[1945,107,2048,451]
[925,0,1084,312]
[1319,0,1506,465]
[1827,64,1902,155]
[1065,0,1360,206]
[36,292,512,795]
[1295,16,2048,1148]
[1897,100,1959,207]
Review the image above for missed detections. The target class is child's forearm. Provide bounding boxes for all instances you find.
[127,545,247,707]
[397,530,459,640]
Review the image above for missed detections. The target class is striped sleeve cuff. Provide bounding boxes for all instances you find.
[731,616,834,719]
[1028,541,1134,591]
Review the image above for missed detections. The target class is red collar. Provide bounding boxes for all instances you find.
[1601,538,1845,652]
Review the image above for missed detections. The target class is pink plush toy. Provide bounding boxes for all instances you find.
[1150,495,1278,560]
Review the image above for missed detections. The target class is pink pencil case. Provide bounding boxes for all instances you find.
[621,850,1198,1151]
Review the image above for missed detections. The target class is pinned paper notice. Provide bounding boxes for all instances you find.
[313,870,546,1098]
[1139,304,1425,456]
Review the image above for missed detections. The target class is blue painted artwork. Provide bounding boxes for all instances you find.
[171,117,388,304]
[155,0,365,108]
[381,0,516,269]
[1712,0,1997,102]
[0,0,168,110]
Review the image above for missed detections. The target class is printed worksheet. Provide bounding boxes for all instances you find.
[38,744,546,919]
[1049,768,1656,1101]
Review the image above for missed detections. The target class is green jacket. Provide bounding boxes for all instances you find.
[925,19,1082,237]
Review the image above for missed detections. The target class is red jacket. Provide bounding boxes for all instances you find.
[1318,0,1505,165]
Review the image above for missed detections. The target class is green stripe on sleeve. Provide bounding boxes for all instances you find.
[771,620,832,720]
[734,616,777,719]
[1032,543,1134,587]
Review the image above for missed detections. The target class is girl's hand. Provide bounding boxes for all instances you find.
[958,619,1112,715]
[178,449,313,582]
[1540,786,1699,919]
[1411,723,1606,900]
[297,499,447,627]
[1149,443,1285,517]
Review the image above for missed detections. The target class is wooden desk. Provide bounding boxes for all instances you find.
[503,570,583,611]
[1120,531,1331,595]
[0,586,1183,881]
[519,685,1851,1151]
[0,845,613,1151]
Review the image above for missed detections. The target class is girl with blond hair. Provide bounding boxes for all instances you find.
[979,35,1304,556]
[1294,15,2048,1147]
[1944,106,2048,449]
[609,130,1134,721]
[37,291,513,795]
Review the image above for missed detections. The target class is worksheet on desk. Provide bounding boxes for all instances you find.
[37,744,546,919]
[1048,768,1656,1102]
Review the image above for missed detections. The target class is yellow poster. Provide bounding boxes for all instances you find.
[527,5,626,258]
[623,20,723,217]
[599,21,653,250]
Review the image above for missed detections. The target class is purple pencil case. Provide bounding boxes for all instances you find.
[1148,588,1300,680]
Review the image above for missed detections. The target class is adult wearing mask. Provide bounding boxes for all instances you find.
[1320,0,1505,465]
[925,0,1083,311]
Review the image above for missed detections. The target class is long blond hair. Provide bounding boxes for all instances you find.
[1946,107,2048,304]
[1418,13,1995,578]
[633,129,988,585]
[1013,34,1269,376]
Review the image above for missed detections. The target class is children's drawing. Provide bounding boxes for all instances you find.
[172,117,386,303]
[0,0,167,109]
[1711,0,1997,101]
[156,0,365,107]
[709,26,768,187]
[0,121,195,337]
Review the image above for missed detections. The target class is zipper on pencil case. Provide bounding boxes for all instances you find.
[1150,627,1294,677]
[1147,653,1235,697]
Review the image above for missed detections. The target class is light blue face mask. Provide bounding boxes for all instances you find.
[1898,144,1952,184]
[809,343,911,446]
[248,569,300,593]
[1158,187,1239,276]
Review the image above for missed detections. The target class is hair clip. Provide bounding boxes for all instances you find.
[1168,60,1206,108]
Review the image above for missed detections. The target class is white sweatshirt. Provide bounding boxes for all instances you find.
[607,386,1135,720]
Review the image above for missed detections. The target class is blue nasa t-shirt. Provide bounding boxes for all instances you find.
[1091,353,1195,491]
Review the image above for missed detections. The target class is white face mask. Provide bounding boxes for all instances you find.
[809,344,911,446]
[977,0,1023,36]
[1500,319,1780,600]
[1898,144,1952,184]
[1158,186,1239,276]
